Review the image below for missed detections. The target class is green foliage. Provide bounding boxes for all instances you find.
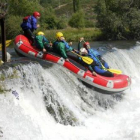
[6,0,46,38]
[4,0,98,40]
[85,20,95,28]
[63,28,102,41]
[6,15,22,39]
[8,0,43,16]
[44,27,102,41]
[3,0,140,40]
[40,0,72,8]
[44,15,58,29]
[95,0,140,40]
[68,10,85,28]
[57,18,67,29]
[127,8,140,39]
[73,0,81,12]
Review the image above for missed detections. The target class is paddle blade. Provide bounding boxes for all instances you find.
[82,56,93,64]
[108,69,122,74]
[6,40,12,47]
[0,40,12,50]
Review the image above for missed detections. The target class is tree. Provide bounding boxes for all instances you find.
[73,0,80,13]
[8,0,43,16]
[95,0,140,40]
[69,10,85,28]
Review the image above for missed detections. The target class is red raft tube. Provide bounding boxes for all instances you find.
[14,35,131,93]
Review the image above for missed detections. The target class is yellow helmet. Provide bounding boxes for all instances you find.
[37,31,45,36]
[56,32,63,39]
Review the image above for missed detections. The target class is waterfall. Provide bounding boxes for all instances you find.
[0,45,140,140]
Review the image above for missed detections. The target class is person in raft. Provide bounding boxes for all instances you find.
[53,32,76,61]
[21,11,41,45]
[78,38,114,77]
[35,31,52,53]
[79,48,98,76]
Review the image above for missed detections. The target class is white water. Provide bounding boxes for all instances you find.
[0,45,140,140]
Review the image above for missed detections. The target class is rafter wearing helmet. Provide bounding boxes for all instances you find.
[53,32,76,61]
[20,11,41,45]
[35,31,52,53]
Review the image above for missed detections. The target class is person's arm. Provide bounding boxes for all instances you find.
[60,37,74,52]
[59,42,68,59]
[88,65,94,72]
[78,37,84,51]
[62,40,73,51]
[32,17,37,30]
[78,42,82,51]
[35,36,46,52]
[88,65,97,76]
[43,36,50,47]
[43,36,49,43]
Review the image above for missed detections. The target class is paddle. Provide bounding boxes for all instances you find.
[72,51,93,64]
[0,39,13,50]
[108,69,122,74]
[83,41,122,74]
[72,50,121,74]
[92,54,122,74]
[101,63,122,74]
[94,55,122,74]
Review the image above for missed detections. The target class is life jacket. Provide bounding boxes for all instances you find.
[88,49,101,66]
[53,40,73,52]
[53,41,58,48]
[53,40,65,49]
[52,40,68,59]
[21,15,35,30]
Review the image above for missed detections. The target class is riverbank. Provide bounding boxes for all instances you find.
[43,27,102,42]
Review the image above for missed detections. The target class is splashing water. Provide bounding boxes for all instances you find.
[0,45,140,140]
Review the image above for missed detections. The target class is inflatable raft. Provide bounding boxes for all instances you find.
[14,35,131,93]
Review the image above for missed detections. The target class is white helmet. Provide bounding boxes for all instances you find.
[80,48,87,53]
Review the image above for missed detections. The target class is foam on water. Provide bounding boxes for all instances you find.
[0,45,140,140]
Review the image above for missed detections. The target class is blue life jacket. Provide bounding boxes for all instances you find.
[42,36,49,44]
[62,40,73,51]
[87,48,101,66]
[21,15,37,31]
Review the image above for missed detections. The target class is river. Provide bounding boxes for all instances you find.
[0,40,140,140]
